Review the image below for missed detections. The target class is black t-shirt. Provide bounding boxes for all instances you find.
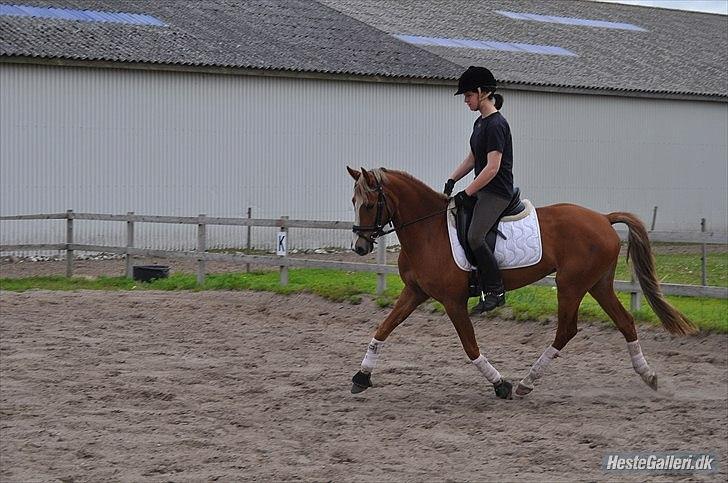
[469,111,514,199]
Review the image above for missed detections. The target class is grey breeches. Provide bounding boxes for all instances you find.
[467,191,511,251]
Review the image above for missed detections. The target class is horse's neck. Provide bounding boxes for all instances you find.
[389,176,448,250]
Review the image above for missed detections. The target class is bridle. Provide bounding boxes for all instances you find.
[352,180,394,242]
[352,178,452,243]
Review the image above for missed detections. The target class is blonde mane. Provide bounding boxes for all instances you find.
[353,167,446,208]
[354,168,389,205]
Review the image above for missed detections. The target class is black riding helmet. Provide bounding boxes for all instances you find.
[454,66,497,95]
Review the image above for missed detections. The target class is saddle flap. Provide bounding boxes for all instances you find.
[455,200,477,266]
[448,198,542,273]
[454,187,525,265]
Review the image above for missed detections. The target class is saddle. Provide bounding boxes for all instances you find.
[455,188,525,296]
[456,187,525,264]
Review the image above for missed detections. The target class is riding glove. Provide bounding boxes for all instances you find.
[443,179,455,196]
[454,190,476,209]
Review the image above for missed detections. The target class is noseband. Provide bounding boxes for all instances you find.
[352,181,395,241]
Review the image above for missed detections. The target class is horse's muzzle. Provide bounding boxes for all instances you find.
[353,236,373,256]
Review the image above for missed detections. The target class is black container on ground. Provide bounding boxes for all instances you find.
[132,265,170,283]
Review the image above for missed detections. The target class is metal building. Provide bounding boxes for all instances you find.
[1,0,726,253]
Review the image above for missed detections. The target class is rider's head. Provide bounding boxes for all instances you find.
[455,66,503,111]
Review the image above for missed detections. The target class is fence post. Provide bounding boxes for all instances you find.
[650,206,658,231]
[376,235,387,295]
[279,216,288,286]
[246,207,252,273]
[701,218,707,286]
[65,209,74,278]
[125,212,134,278]
[630,270,641,312]
[197,214,207,285]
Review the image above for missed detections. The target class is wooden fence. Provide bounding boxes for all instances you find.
[1,211,726,307]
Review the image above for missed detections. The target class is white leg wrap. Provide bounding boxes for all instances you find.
[472,354,502,384]
[360,338,385,374]
[627,340,651,376]
[520,346,560,389]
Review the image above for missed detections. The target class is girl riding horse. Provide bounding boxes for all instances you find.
[348,166,695,400]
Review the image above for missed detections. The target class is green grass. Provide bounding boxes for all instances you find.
[492,285,727,333]
[615,252,728,287]
[1,264,726,333]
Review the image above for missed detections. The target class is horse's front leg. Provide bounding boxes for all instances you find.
[351,284,428,394]
[444,301,512,399]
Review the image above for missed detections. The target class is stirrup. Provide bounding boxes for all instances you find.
[472,291,505,314]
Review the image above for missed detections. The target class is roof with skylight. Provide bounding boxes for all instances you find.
[394,34,577,57]
[0,0,724,98]
[0,3,166,26]
[496,10,647,32]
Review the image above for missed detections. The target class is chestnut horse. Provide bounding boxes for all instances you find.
[347,167,695,400]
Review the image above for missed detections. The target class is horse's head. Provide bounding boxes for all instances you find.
[347,166,394,256]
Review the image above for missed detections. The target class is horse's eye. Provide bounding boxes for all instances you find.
[364,204,374,210]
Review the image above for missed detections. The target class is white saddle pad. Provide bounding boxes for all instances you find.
[447,199,543,271]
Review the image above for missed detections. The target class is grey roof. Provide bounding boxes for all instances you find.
[0,0,461,79]
[320,0,728,98]
[1,0,726,98]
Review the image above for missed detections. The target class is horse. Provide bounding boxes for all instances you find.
[347,167,696,400]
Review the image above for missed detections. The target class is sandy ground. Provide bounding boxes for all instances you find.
[1,289,726,482]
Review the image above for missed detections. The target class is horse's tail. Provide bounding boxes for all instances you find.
[607,212,697,335]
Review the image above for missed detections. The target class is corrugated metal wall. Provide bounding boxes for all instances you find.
[1,63,726,256]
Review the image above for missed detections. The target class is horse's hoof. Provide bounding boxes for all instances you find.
[351,371,372,394]
[641,372,658,391]
[493,379,513,399]
[515,382,533,397]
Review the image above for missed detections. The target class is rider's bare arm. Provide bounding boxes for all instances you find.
[448,151,476,182]
[465,150,502,195]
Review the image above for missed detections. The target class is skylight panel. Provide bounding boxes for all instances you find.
[496,10,647,32]
[0,3,166,26]
[393,34,576,57]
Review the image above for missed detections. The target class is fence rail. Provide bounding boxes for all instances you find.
[3,211,728,244]
[1,211,726,303]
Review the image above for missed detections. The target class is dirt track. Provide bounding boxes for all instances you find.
[1,289,726,482]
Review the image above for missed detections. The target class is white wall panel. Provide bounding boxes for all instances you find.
[1,63,726,258]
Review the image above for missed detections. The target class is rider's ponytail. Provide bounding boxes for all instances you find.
[493,93,504,110]
[478,89,504,110]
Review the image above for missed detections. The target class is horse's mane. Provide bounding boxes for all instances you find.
[354,168,388,202]
[357,167,446,200]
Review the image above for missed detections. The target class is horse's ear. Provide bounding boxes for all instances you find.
[360,167,374,187]
[347,166,361,181]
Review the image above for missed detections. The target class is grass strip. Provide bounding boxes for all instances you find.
[2,268,725,333]
[614,252,727,287]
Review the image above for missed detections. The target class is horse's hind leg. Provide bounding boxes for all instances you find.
[351,284,428,394]
[588,268,658,390]
[515,284,586,396]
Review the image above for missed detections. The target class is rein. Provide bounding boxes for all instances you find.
[352,179,452,241]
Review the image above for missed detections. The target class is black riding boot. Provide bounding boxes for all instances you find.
[472,245,506,314]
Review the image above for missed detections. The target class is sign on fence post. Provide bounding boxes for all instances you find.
[125,212,134,278]
[66,209,74,278]
[278,216,288,286]
[276,230,287,256]
[197,214,207,285]
[376,235,387,295]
